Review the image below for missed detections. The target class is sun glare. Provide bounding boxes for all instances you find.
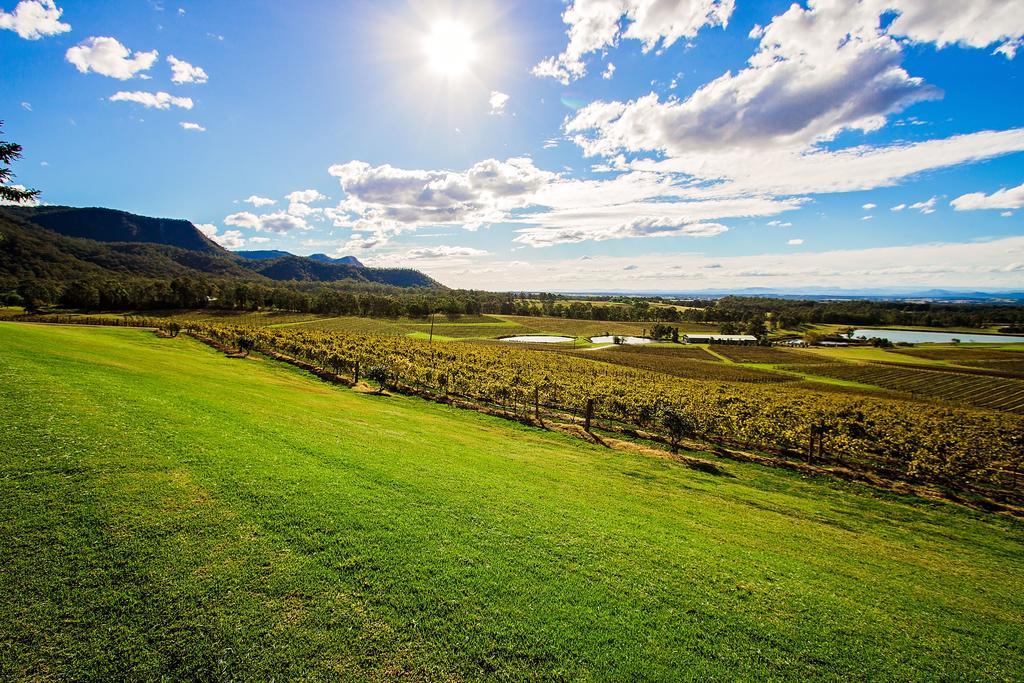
[422,20,478,78]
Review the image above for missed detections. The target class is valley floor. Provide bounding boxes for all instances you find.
[1,322,1022,680]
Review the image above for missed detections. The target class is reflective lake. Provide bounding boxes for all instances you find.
[850,328,1024,344]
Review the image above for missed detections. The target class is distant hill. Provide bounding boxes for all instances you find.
[237,250,365,268]
[0,206,441,289]
[308,253,364,267]
[235,250,293,261]
[3,206,223,254]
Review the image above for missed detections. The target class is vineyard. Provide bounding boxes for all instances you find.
[184,321,1024,503]
[786,363,1024,414]
[709,346,825,364]
[563,347,795,383]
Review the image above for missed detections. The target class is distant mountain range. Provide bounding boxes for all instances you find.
[0,206,439,289]
[236,250,364,267]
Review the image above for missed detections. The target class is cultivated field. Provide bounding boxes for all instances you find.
[2,322,1023,679]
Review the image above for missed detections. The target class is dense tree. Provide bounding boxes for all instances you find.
[0,123,39,205]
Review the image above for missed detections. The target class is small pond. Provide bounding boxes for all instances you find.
[589,336,653,345]
[499,335,575,344]
[850,328,1024,344]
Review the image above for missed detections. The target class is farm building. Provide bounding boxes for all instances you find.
[683,334,759,345]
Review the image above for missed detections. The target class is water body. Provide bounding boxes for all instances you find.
[851,328,1024,344]
[589,336,653,345]
[499,335,575,344]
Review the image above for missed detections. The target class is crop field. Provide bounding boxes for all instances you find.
[610,344,720,360]
[567,347,794,383]
[189,322,1023,499]
[2,322,1024,679]
[710,345,826,364]
[491,315,718,338]
[787,362,1024,414]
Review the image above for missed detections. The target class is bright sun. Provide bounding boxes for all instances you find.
[422,20,478,78]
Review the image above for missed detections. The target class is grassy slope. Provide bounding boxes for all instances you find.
[1,323,1023,680]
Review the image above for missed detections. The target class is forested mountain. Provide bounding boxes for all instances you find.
[3,206,223,253]
[236,250,365,267]
[0,206,439,289]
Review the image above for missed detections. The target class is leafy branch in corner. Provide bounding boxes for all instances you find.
[1,121,40,204]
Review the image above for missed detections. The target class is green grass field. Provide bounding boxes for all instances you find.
[2,323,1024,680]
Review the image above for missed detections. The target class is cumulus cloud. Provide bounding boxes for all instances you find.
[884,0,1024,59]
[196,223,245,248]
[630,128,1024,198]
[952,181,1024,211]
[862,203,877,210]
[167,55,208,84]
[109,91,193,110]
[908,196,938,213]
[0,0,69,40]
[284,189,327,204]
[514,218,728,247]
[533,0,734,84]
[602,62,616,80]
[489,90,509,115]
[224,211,311,233]
[434,236,1024,291]
[788,238,804,245]
[66,37,158,79]
[566,2,941,159]
[402,246,490,259]
[179,121,205,132]
[327,156,554,239]
[244,195,276,207]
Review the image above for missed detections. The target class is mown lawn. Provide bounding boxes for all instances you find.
[1,323,1023,680]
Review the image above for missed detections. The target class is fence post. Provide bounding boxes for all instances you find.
[585,399,594,432]
[353,360,360,384]
[807,424,816,463]
[534,387,541,424]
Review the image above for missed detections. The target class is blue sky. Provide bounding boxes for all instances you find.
[2,0,1024,291]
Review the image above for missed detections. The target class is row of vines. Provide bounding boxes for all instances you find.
[186,322,1024,502]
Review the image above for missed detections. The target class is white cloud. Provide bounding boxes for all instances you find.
[514,218,728,247]
[1002,211,1014,217]
[404,246,490,259]
[488,90,509,115]
[787,238,804,245]
[533,0,734,84]
[196,223,245,249]
[542,138,560,149]
[908,196,937,213]
[224,210,311,233]
[167,55,208,84]
[66,37,158,80]
[862,215,874,220]
[430,236,1024,291]
[284,189,327,204]
[249,236,271,243]
[0,0,69,40]
[566,2,941,159]
[884,0,1024,59]
[629,128,1024,197]
[244,195,276,207]
[951,181,1024,211]
[179,121,205,132]
[891,203,906,211]
[109,91,193,110]
[862,202,877,210]
[20,101,31,111]
[602,62,616,80]
[767,220,792,227]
